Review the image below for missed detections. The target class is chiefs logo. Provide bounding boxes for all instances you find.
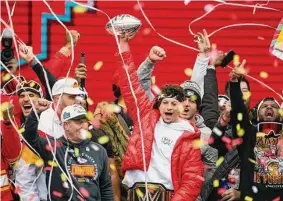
[71,165,96,177]
[72,82,79,88]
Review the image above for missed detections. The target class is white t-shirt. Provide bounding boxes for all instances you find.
[38,105,64,139]
[123,118,195,190]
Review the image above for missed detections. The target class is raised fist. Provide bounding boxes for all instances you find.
[65,30,80,47]
[19,44,34,63]
[35,98,50,113]
[1,101,14,121]
[148,46,166,63]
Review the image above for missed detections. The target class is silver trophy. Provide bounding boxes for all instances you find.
[105,14,142,38]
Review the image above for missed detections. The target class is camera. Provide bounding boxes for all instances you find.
[1,28,14,66]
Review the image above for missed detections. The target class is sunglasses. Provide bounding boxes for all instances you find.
[2,76,26,95]
[257,122,283,137]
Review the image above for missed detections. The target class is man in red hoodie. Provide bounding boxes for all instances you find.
[114,35,204,201]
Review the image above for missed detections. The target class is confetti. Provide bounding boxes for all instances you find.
[278,109,283,117]
[74,147,79,157]
[151,76,156,84]
[90,118,101,128]
[252,186,258,193]
[18,127,25,134]
[80,187,90,197]
[184,68,193,76]
[113,105,122,113]
[98,135,109,144]
[94,61,103,71]
[232,138,243,146]
[211,43,217,50]
[272,196,280,201]
[133,2,144,11]
[151,84,161,95]
[221,136,231,144]
[212,127,223,136]
[3,73,11,82]
[86,111,94,120]
[1,102,9,112]
[80,129,91,140]
[204,4,214,12]
[29,82,35,88]
[61,173,67,182]
[208,137,214,144]
[110,164,116,171]
[192,139,204,149]
[245,196,253,201]
[135,188,144,198]
[274,60,278,67]
[73,6,87,14]
[237,128,245,137]
[217,188,226,195]
[184,0,191,5]
[63,181,69,189]
[143,28,151,35]
[243,92,251,101]
[86,98,94,105]
[216,157,224,167]
[237,113,243,121]
[48,160,58,167]
[213,179,219,187]
[190,95,197,102]
[233,55,240,66]
[236,123,241,131]
[257,36,265,40]
[35,159,44,167]
[259,71,268,79]
[248,158,256,164]
[256,132,265,137]
[178,105,184,113]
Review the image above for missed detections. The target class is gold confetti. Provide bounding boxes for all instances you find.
[237,113,243,121]
[216,157,224,167]
[184,68,193,77]
[18,127,25,134]
[177,105,184,113]
[98,136,110,145]
[61,173,67,182]
[94,61,103,71]
[259,71,268,79]
[243,92,251,101]
[190,95,197,102]
[192,139,204,149]
[213,179,219,187]
[1,102,9,112]
[47,160,58,167]
[135,188,144,198]
[35,159,44,167]
[29,82,35,88]
[86,98,94,106]
[248,158,256,164]
[233,55,240,66]
[74,148,79,157]
[236,123,241,131]
[73,6,87,13]
[256,132,265,137]
[278,108,283,117]
[244,196,253,201]
[3,73,11,82]
[151,76,156,84]
[86,111,94,120]
[237,128,245,137]
[110,164,116,171]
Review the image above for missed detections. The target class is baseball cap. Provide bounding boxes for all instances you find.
[52,78,85,96]
[61,104,87,122]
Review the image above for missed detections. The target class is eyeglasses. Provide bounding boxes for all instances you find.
[17,80,43,97]
[2,75,26,95]
[257,122,283,137]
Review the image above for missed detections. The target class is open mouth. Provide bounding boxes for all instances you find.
[183,108,189,113]
[165,112,173,117]
[22,105,32,111]
[265,110,274,118]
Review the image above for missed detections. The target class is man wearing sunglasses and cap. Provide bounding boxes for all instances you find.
[23,102,113,201]
[230,61,283,201]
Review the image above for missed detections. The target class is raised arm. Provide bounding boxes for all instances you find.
[137,46,166,101]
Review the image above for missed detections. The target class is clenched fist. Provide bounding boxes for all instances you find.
[35,98,50,113]
[65,30,80,48]
[148,46,166,63]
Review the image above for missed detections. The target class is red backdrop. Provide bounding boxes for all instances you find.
[1,0,283,108]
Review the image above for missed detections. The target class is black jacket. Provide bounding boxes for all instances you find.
[23,111,114,201]
[230,81,283,201]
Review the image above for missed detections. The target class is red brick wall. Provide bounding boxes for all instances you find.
[1,1,283,107]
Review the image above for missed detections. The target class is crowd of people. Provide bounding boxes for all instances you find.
[1,27,283,201]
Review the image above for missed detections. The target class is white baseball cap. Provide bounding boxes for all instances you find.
[52,78,85,96]
[61,104,87,122]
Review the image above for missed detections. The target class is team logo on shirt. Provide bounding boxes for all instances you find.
[71,165,96,177]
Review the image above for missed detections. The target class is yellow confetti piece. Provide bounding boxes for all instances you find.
[1,102,9,112]
[211,43,217,50]
[277,28,283,42]
[87,131,92,139]
[109,164,116,171]
[74,148,79,157]
[86,98,94,106]
[47,160,58,167]
[61,173,67,182]
[213,179,219,187]
[243,92,251,101]
[98,135,110,145]
[236,123,241,131]
[237,128,245,137]
[151,76,156,84]
[177,105,184,113]
[245,196,253,201]
[190,95,197,102]
[35,159,44,167]
[3,73,11,82]
[216,157,224,167]
[147,184,159,190]
[259,71,268,79]
[29,82,35,88]
[233,55,240,66]
[192,139,204,149]
[73,6,87,14]
[248,158,256,164]
[135,188,144,198]
[18,127,25,134]
[184,68,193,77]
[94,61,103,71]
[256,132,265,137]
[237,113,243,121]
[86,111,94,120]
[278,109,283,117]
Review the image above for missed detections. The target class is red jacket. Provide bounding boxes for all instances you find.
[117,51,204,201]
